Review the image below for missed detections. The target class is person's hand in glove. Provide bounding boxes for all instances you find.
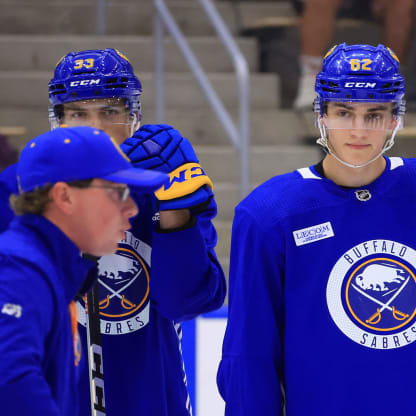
[121,124,214,229]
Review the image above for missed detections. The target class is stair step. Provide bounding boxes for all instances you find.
[197,145,321,183]
[0,71,279,109]
[0,1,293,36]
[0,34,258,73]
[163,109,313,146]
[0,1,237,36]
[0,107,313,150]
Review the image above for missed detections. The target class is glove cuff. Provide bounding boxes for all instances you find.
[155,162,213,201]
[158,185,213,211]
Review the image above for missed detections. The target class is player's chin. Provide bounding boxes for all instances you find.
[343,149,374,164]
[346,157,371,167]
[93,240,121,257]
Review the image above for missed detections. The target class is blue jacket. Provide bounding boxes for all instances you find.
[0,214,95,416]
[218,157,416,415]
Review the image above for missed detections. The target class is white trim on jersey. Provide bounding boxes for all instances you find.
[389,157,404,170]
[297,167,322,180]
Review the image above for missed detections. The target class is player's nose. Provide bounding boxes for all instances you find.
[88,114,105,130]
[123,196,139,219]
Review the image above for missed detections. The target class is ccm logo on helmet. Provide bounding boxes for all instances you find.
[344,82,376,88]
[69,79,101,87]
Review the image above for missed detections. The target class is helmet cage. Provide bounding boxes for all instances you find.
[314,97,406,131]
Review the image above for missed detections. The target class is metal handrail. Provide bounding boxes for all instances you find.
[96,0,107,35]
[153,0,251,198]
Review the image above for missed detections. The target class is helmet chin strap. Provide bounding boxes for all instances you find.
[48,106,60,131]
[130,112,140,136]
[316,118,401,169]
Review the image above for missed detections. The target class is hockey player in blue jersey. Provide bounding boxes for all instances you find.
[0,48,226,415]
[218,43,416,415]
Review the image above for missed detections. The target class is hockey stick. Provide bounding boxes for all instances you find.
[86,281,107,416]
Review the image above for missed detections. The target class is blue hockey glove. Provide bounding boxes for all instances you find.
[121,124,213,211]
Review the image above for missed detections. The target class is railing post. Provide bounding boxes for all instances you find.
[154,5,165,123]
[96,0,107,35]
[154,0,239,146]
[239,73,251,198]
[153,0,251,198]
[197,0,251,198]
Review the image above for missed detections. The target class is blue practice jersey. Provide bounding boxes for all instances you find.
[75,192,225,415]
[218,156,416,415]
[75,192,226,415]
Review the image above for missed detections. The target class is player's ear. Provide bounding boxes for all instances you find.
[49,182,76,214]
[389,117,398,130]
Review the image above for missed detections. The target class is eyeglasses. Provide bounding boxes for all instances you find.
[87,184,131,202]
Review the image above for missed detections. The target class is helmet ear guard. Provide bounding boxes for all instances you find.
[48,48,142,133]
[314,43,406,168]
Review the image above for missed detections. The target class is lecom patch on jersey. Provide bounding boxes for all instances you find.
[293,221,334,246]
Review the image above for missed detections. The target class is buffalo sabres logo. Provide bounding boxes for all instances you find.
[77,231,151,335]
[327,240,416,349]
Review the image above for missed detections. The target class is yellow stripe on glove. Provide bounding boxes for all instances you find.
[155,162,213,201]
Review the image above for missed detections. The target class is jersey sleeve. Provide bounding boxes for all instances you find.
[0,263,59,416]
[150,197,226,321]
[217,205,285,415]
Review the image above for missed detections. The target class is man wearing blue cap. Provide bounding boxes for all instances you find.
[0,126,167,416]
[0,48,226,416]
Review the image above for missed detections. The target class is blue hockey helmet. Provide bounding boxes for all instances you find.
[48,48,142,130]
[315,43,405,113]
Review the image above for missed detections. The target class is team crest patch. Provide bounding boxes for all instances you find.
[77,231,151,335]
[327,240,416,349]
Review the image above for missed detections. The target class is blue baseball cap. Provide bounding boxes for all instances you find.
[17,126,168,193]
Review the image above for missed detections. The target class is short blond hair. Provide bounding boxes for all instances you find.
[10,179,93,216]
[10,185,52,215]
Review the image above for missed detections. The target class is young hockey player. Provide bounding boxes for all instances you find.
[218,43,416,415]
[0,48,226,415]
[0,126,166,416]
[55,48,227,416]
